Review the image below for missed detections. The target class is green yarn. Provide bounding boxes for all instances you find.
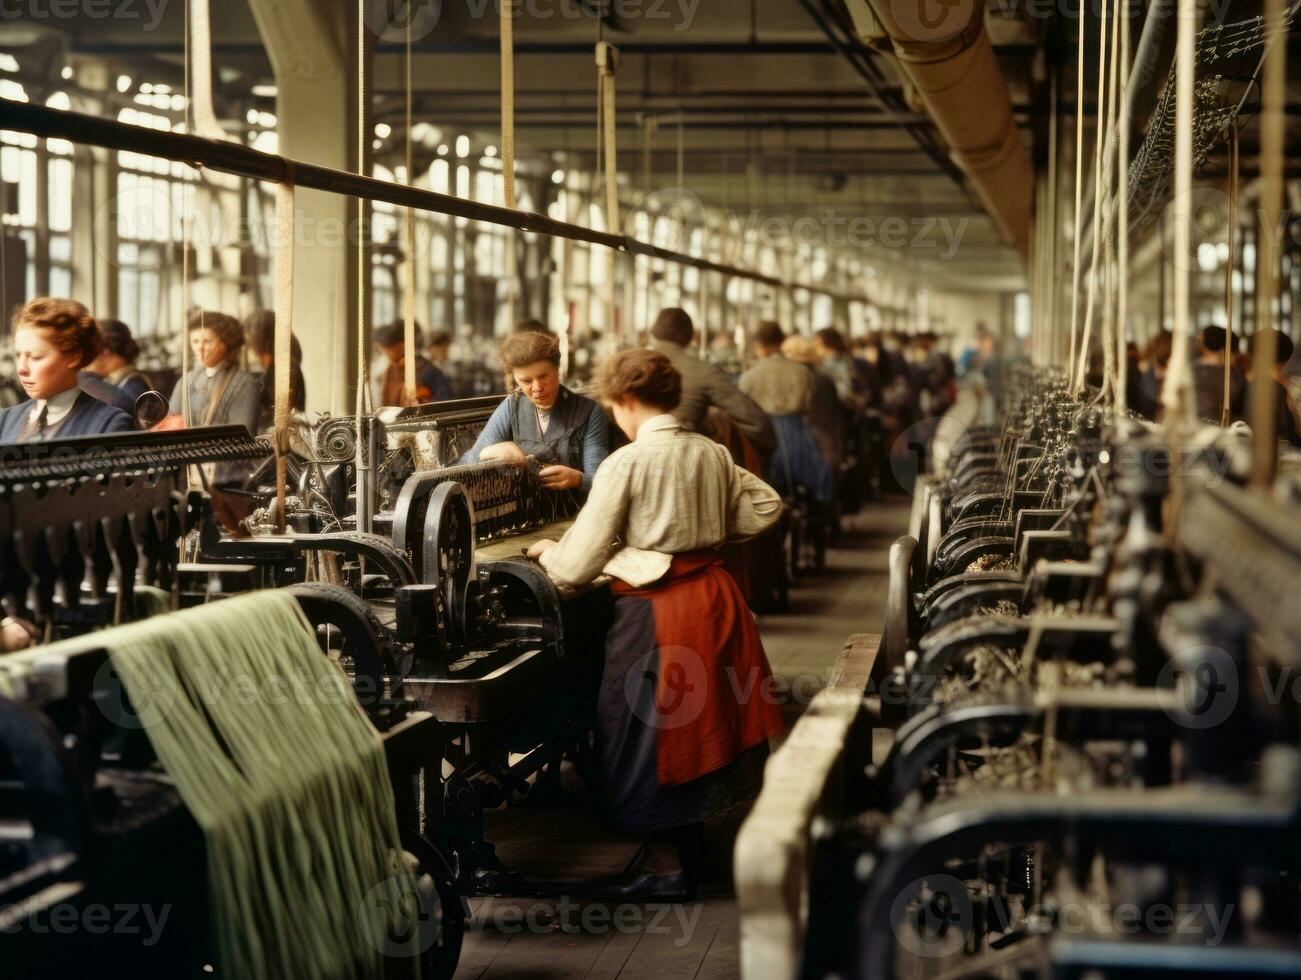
[132,584,174,619]
[36,591,416,980]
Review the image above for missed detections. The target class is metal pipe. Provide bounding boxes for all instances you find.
[846,0,1034,256]
[74,39,1048,57]
[0,98,787,289]
[794,0,973,194]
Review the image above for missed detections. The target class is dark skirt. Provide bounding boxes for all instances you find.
[768,414,834,503]
[596,554,782,832]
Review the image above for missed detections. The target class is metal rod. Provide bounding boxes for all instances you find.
[1250,0,1288,490]
[1117,0,1132,416]
[1047,65,1060,368]
[1070,10,1087,383]
[1160,0,1197,430]
[355,0,372,537]
[1224,123,1238,428]
[0,98,790,290]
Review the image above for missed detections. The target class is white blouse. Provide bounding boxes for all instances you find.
[26,385,81,427]
[538,414,783,588]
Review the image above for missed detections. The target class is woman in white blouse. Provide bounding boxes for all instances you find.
[527,348,784,900]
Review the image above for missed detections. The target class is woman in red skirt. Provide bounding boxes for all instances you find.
[527,349,785,899]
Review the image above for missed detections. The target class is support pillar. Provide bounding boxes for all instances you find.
[68,69,118,321]
[248,0,363,415]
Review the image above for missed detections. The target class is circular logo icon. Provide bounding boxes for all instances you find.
[887,0,977,45]
[96,182,262,270]
[889,873,973,959]
[890,415,970,496]
[1157,184,1230,277]
[364,0,443,43]
[94,184,173,271]
[624,645,709,731]
[627,186,707,257]
[357,872,444,959]
[93,656,178,731]
[1156,645,1238,731]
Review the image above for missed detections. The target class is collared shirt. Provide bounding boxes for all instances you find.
[739,352,813,417]
[0,388,132,443]
[539,413,782,588]
[31,385,82,429]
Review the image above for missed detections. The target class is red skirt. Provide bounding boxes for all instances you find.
[609,550,784,788]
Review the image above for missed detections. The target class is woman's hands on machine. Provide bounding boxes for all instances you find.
[481,442,583,491]
[526,539,557,559]
[538,464,583,490]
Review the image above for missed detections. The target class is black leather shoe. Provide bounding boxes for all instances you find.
[589,871,698,902]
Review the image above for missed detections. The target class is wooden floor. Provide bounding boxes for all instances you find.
[452,500,911,980]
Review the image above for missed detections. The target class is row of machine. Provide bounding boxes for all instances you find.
[737,371,1301,979]
[0,395,616,978]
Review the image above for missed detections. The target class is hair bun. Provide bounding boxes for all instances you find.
[595,348,682,412]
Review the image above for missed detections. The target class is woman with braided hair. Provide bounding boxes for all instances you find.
[0,298,133,442]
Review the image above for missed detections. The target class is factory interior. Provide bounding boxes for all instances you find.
[3,0,1301,977]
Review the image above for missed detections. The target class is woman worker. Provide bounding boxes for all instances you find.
[0,298,133,442]
[168,310,261,434]
[461,330,609,491]
[526,349,785,899]
[79,319,152,413]
[243,309,307,431]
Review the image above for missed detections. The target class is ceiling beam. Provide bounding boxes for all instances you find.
[67,39,1041,57]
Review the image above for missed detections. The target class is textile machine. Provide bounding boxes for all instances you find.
[0,425,272,640]
[0,587,462,978]
[737,371,1301,979]
[0,427,465,978]
[243,395,504,529]
[201,397,607,893]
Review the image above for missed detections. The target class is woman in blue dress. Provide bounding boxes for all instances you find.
[461,331,609,492]
[0,298,133,443]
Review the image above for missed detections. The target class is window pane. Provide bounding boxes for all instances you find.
[48,158,72,232]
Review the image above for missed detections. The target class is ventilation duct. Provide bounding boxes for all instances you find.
[846,0,1033,258]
